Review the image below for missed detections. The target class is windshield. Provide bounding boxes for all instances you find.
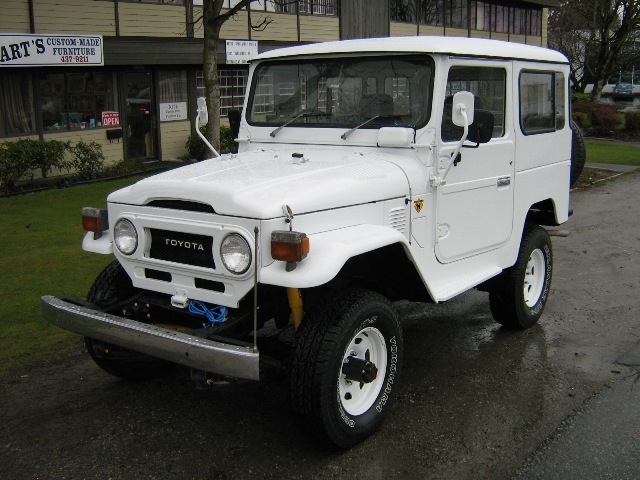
[247,55,434,131]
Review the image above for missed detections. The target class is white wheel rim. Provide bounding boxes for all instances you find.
[339,326,387,416]
[524,248,546,307]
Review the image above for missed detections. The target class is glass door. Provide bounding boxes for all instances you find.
[124,71,156,160]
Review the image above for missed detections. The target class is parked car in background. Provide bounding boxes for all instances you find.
[613,82,634,99]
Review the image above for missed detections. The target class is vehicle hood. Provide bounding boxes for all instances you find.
[108,147,410,218]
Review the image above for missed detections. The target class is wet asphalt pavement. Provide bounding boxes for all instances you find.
[2,170,640,479]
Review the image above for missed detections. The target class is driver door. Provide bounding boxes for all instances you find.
[435,61,515,263]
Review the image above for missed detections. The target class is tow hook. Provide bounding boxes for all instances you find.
[342,357,378,384]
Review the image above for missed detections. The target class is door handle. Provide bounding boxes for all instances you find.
[497,177,511,187]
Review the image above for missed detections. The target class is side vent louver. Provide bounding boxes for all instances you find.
[388,207,406,233]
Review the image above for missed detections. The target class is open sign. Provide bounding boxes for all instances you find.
[102,111,120,127]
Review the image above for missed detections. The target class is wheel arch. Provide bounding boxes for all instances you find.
[525,198,562,227]
[260,224,432,302]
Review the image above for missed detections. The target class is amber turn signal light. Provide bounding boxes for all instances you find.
[82,207,109,233]
[271,230,310,263]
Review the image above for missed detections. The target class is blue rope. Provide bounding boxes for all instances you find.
[188,300,227,325]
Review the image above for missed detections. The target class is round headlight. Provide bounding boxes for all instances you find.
[114,219,138,255]
[220,233,251,274]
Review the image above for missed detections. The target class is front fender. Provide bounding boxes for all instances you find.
[260,224,409,288]
[82,231,113,254]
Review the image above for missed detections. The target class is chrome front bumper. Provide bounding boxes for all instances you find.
[41,295,260,380]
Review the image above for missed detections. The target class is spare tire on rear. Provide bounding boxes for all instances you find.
[570,119,586,187]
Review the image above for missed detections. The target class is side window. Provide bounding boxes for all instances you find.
[519,71,565,135]
[441,66,506,142]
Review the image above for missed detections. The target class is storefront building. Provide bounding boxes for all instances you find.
[1,0,556,166]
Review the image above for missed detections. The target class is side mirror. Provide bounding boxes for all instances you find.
[197,97,208,126]
[467,109,494,145]
[451,91,475,127]
[194,97,219,157]
[228,109,241,140]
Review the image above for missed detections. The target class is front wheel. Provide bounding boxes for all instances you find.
[289,289,403,448]
[489,225,553,329]
[85,260,173,381]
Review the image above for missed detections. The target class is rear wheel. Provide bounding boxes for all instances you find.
[85,261,173,381]
[289,289,403,448]
[570,119,586,187]
[489,225,553,329]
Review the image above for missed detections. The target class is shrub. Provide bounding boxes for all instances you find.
[31,139,70,178]
[101,158,146,178]
[184,125,238,161]
[0,139,72,191]
[0,141,35,192]
[220,125,236,154]
[572,111,592,129]
[69,141,106,180]
[571,92,592,104]
[624,110,640,133]
[571,102,622,135]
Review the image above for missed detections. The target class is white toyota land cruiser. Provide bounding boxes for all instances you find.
[43,36,580,448]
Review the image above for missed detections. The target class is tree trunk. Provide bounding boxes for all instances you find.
[591,78,606,101]
[203,0,224,155]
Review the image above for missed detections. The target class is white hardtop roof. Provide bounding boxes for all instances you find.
[255,36,568,64]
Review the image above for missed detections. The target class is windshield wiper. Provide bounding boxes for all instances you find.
[270,109,318,137]
[269,108,309,138]
[341,114,410,140]
[340,115,380,140]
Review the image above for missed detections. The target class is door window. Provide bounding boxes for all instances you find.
[441,66,506,142]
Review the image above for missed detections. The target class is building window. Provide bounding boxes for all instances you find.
[471,1,491,31]
[159,70,188,104]
[249,0,337,15]
[510,7,524,35]
[197,69,248,117]
[40,71,118,131]
[446,0,467,29]
[420,0,443,26]
[0,73,36,138]
[528,9,542,36]
[298,0,337,16]
[123,0,185,4]
[494,4,507,33]
[391,0,417,23]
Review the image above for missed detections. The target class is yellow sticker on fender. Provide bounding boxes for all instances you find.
[414,199,424,213]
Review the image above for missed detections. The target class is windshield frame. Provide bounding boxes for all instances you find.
[246,53,435,132]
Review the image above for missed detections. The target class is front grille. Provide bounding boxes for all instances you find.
[148,229,215,269]
[145,269,172,282]
[195,278,225,292]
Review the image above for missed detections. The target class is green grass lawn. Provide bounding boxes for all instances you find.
[0,176,147,379]
[585,141,640,166]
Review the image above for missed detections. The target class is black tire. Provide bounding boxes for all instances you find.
[85,261,173,381]
[489,225,553,329]
[289,289,403,448]
[570,119,586,188]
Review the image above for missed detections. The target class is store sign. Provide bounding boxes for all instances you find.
[226,40,258,65]
[0,34,103,67]
[159,102,188,122]
[102,111,120,127]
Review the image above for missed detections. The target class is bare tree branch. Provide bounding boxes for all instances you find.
[549,0,640,100]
